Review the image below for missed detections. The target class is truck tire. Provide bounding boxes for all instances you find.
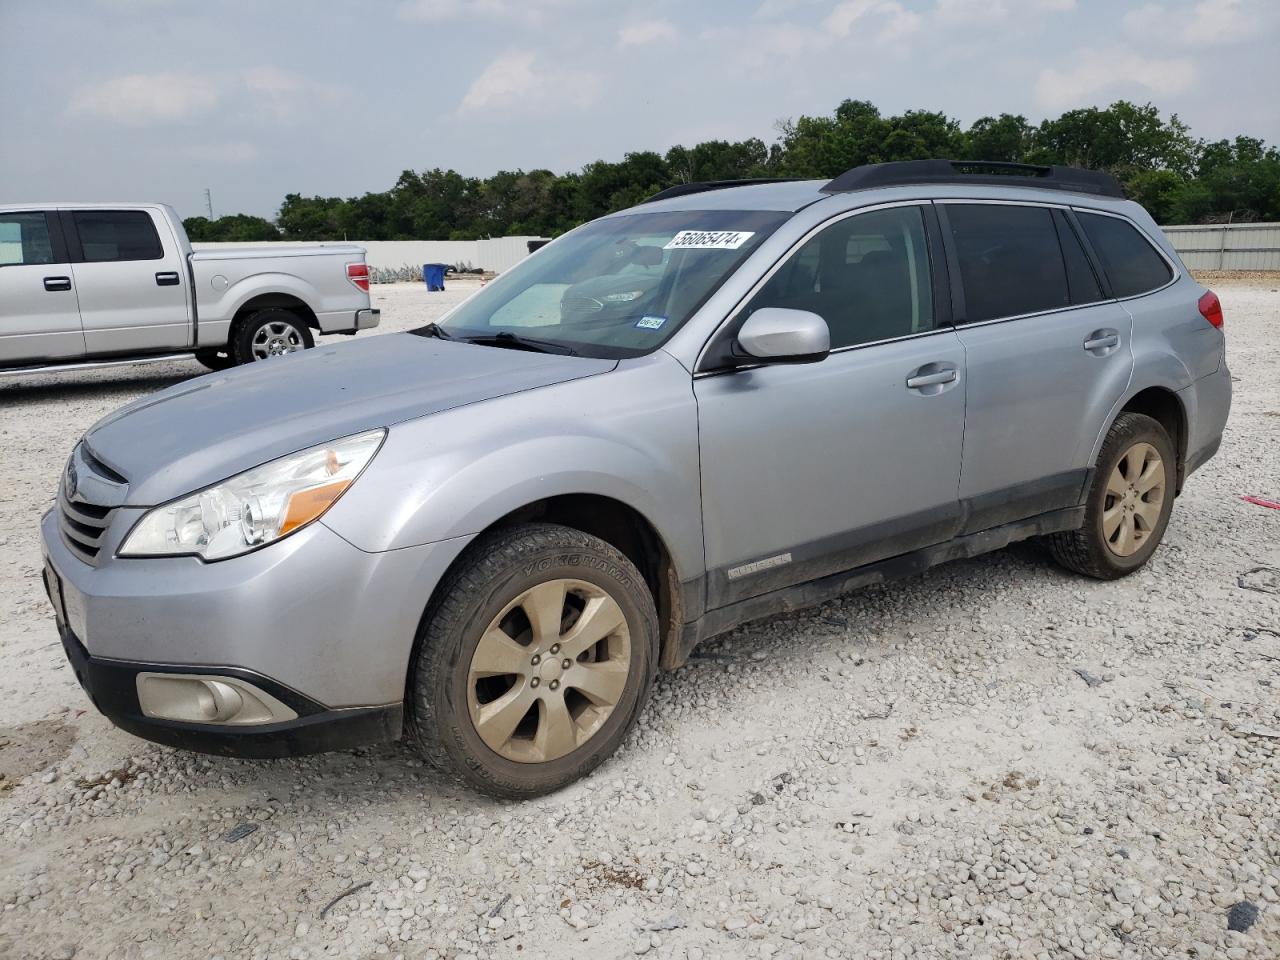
[407,523,659,799]
[1048,412,1176,579]
[194,349,234,371]
[231,308,314,365]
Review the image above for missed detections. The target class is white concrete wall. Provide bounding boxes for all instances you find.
[191,236,547,274]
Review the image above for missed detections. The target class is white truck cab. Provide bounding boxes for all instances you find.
[0,203,379,374]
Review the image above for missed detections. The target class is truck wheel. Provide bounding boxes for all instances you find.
[194,349,234,371]
[407,523,659,799]
[1048,412,1176,579]
[231,308,314,364]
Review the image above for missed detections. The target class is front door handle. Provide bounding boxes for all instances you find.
[155,271,180,286]
[43,276,71,292]
[906,369,958,389]
[1083,331,1120,353]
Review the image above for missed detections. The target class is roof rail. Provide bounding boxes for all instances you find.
[642,178,802,204]
[821,160,1125,199]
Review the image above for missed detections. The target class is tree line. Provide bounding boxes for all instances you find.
[183,99,1280,243]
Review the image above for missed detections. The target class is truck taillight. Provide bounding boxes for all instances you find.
[1198,290,1223,330]
[346,262,370,292]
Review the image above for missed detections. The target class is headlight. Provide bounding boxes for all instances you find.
[120,429,385,560]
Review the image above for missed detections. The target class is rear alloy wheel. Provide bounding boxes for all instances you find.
[408,523,658,798]
[231,308,314,365]
[1048,412,1176,579]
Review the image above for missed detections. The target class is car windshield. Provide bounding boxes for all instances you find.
[434,209,789,359]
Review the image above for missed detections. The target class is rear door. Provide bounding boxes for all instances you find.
[940,200,1134,530]
[695,202,967,609]
[0,210,85,364]
[63,208,191,355]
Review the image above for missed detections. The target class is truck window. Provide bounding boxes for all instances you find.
[73,210,164,262]
[0,212,55,266]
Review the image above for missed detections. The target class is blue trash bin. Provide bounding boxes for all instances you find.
[422,263,448,292]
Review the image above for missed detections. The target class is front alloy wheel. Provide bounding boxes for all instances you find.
[409,523,658,798]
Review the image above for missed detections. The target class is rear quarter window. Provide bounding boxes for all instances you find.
[1078,212,1172,298]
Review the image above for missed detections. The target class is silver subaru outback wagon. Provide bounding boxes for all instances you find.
[41,160,1231,798]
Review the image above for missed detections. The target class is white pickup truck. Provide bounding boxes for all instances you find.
[0,202,380,374]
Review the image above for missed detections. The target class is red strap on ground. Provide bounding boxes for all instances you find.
[1241,495,1280,510]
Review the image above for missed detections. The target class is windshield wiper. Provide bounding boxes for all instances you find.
[408,322,458,341]
[462,331,579,356]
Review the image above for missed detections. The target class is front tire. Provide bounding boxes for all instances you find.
[407,523,659,799]
[231,308,314,365]
[1048,412,1176,579]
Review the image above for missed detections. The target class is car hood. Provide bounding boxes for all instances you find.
[84,334,616,505]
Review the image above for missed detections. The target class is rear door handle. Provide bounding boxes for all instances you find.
[906,369,958,389]
[43,276,71,292]
[155,271,180,286]
[1083,331,1120,352]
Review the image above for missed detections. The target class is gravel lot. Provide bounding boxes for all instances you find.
[2,277,1278,960]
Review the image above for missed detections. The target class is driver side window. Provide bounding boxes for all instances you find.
[745,205,935,349]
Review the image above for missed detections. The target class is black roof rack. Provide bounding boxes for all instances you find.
[821,160,1125,199]
[642,178,802,204]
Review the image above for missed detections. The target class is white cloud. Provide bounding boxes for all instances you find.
[1125,0,1255,46]
[396,0,577,25]
[617,19,677,48]
[68,72,221,125]
[1035,47,1198,109]
[823,0,922,43]
[458,50,599,113]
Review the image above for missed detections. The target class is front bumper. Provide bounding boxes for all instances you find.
[41,508,473,758]
[52,615,401,758]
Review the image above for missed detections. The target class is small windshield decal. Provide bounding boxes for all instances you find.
[635,315,667,330]
[664,230,755,251]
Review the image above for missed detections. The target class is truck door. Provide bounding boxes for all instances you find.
[63,208,191,354]
[0,210,86,365]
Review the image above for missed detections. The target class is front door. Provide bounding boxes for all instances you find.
[0,210,85,364]
[65,208,191,355]
[694,203,967,609]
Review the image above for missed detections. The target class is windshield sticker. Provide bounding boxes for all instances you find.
[664,230,755,251]
[635,315,667,330]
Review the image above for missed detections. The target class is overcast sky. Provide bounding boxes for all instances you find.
[1,0,1276,220]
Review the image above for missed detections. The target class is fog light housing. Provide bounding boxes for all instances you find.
[136,673,298,725]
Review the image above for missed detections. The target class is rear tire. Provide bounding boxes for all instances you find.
[407,523,659,799]
[231,308,314,365]
[1048,412,1176,579]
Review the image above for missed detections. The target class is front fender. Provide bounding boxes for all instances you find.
[321,356,705,581]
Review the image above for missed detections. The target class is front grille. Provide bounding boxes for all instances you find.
[57,444,125,565]
[58,492,115,564]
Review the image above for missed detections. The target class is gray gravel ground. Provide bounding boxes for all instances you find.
[1,277,1278,960]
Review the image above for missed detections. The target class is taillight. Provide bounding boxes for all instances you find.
[346,262,370,292]
[1198,290,1223,330]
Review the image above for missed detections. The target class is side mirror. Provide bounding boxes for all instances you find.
[735,308,830,365]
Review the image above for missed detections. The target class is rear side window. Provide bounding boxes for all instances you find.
[745,205,935,349]
[73,210,163,262]
[1052,209,1104,305]
[945,204,1069,323]
[1077,212,1173,298]
[0,212,55,266]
